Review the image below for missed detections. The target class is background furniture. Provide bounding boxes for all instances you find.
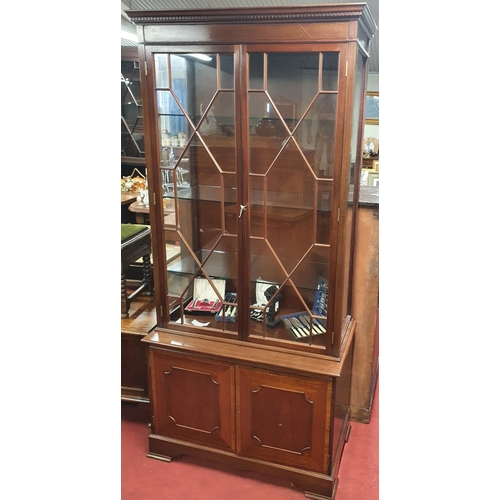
[121,224,153,318]
[121,293,155,403]
[350,189,379,423]
[128,5,377,499]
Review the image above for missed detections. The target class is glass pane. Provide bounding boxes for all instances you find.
[248,53,264,90]
[219,53,234,90]
[249,176,265,239]
[223,173,238,235]
[154,54,169,88]
[342,50,366,325]
[121,61,144,158]
[298,93,337,179]
[248,239,288,339]
[322,52,339,91]
[157,89,194,195]
[202,92,236,172]
[266,142,315,272]
[317,181,333,245]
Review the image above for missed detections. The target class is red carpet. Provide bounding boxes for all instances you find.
[121,383,378,499]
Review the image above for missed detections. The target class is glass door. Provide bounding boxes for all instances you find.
[151,48,241,339]
[245,47,344,353]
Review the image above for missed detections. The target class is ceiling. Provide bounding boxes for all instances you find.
[120,0,379,73]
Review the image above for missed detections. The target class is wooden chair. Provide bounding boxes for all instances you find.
[121,224,153,318]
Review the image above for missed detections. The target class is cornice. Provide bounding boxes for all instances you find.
[127,4,375,35]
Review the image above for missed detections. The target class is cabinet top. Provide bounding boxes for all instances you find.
[127,4,377,56]
[142,325,355,378]
[126,3,377,35]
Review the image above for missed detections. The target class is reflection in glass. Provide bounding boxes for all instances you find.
[219,53,234,90]
[321,53,339,91]
[305,94,337,178]
[121,60,144,158]
[154,54,169,88]
[156,89,190,148]
[248,53,264,90]
[202,92,236,172]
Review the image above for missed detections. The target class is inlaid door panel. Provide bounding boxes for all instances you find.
[151,350,235,452]
[236,366,331,473]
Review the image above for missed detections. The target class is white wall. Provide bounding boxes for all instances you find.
[364,72,379,139]
[367,72,379,92]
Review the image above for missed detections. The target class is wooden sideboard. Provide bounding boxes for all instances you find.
[121,294,156,403]
[350,186,379,423]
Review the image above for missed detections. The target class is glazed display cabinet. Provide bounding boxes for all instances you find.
[127,4,377,499]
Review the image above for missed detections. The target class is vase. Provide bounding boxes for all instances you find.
[255,118,276,137]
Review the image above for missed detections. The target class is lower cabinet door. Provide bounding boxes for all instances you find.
[150,349,235,452]
[236,366,332,473]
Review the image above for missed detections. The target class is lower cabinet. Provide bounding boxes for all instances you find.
[146,341,353,499]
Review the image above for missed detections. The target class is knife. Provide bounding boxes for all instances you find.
[290,317,309,338]
[282,317,304,339]
[313,318,326,333]
[298,315,322,335]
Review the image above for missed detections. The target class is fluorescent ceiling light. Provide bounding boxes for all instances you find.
[188,54,213,61]
[121,30,138,43]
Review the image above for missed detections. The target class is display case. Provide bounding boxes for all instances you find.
[128,4,377,499]
[121,47,145,164]
[122,47,146,224]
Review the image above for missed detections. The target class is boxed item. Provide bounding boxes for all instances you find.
[215,292,238,322]
[250,278,281,327]
[281,277,328,341]
[185,277,226,314]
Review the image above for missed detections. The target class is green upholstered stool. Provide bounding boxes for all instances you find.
[121,224,152,318]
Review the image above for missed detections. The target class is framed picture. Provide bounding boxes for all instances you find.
[365,91,379,125]
[360,168,370,186]
[367,171,379,187]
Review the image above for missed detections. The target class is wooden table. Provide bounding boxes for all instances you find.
[128,201,149,223]
[128,200,176,226]
[122,192,139,224]
[121,192,138,205]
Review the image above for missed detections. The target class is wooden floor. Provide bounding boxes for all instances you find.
[121,293,156,335]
